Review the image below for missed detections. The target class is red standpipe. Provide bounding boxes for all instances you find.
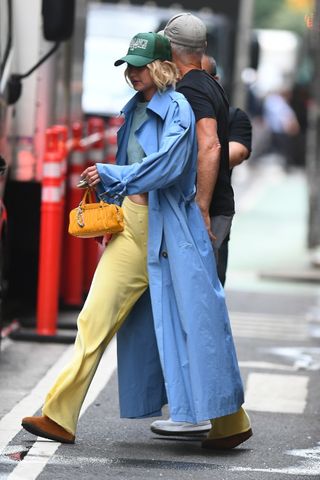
[83,117,106,294]
[36,129,63,335]
[62,123,85,306]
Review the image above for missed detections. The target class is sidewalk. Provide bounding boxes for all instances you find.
[227,159,320,295]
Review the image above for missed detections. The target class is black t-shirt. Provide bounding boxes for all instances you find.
[177,69,234,217]
[229,107,252,155]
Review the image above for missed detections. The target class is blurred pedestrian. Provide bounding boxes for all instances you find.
[263,89,300,168]
[21,32,244,448]
[150,52,252,437]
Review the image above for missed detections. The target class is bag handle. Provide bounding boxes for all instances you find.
[76,188,94,228]
[80,188,95,205]
[79,188,124,206]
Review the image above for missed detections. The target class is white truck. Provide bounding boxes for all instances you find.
[0,0,75,335]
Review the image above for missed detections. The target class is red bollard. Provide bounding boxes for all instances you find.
[52,125,70,299]
[62,123,85,306]
[36,129,63,335]
[83,118,106,293]
[105,117,123,164]
[52,125,68,205]
[87,117,105,163]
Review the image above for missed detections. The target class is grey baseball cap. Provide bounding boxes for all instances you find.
[164,13,207,48]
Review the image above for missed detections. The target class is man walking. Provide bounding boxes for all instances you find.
[150,13,252,448]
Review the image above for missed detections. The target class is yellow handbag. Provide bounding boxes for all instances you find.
[68,188,124,238]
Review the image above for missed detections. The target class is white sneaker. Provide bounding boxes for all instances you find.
[150,417,211,436]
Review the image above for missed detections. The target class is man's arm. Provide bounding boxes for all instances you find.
[228,107,252,169]
[195,117,221,241]
[229,141,250,168]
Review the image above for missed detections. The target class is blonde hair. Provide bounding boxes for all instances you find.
[125,60,180,91]
[147,60,180,90]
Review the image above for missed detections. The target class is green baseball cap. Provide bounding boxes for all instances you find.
[114,32,172,67]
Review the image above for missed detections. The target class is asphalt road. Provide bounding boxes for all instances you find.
[1,160,320,479]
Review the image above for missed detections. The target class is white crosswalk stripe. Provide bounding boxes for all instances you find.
[244,372,309,414]
[230,311,307,341]
[230,311,310,414]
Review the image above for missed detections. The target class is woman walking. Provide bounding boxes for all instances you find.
[22,32,246,447]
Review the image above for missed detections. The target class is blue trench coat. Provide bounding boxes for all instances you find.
[96,88,244,423]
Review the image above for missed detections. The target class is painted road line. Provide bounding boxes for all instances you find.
[244,372,309,414]
[0,346,74,453]
[230,311,306,324]
[7,338,117,480]
[230,443,320,476]
[239,361,297,371]
[231,322,306,337]
[230,311,307,341]
[233,329,306,341]
[265,346,320,371]
[5,444,320,478]
[226,270,320,296]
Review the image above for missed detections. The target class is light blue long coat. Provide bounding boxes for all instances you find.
[96,88,244,423]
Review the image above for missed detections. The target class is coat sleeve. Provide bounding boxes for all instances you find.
[96,100,195,197]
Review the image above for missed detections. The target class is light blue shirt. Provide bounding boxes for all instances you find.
[127,101,148,165]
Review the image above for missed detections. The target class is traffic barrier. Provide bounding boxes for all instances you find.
[105,116,123,164]
[87,117,105,163]
[52,125,70,303]
[83,118,106,293]
[36,128,63,336]
[52,125,68,203]
[61,122,85,306]
[11,117,124,343]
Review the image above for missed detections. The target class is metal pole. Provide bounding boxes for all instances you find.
[306,0,320,249]
[232,0,255,109]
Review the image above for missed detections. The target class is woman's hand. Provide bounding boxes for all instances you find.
[81,165,101,188]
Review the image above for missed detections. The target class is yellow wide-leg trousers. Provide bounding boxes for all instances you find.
[42,196,249,438]
[43,198,149,435]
